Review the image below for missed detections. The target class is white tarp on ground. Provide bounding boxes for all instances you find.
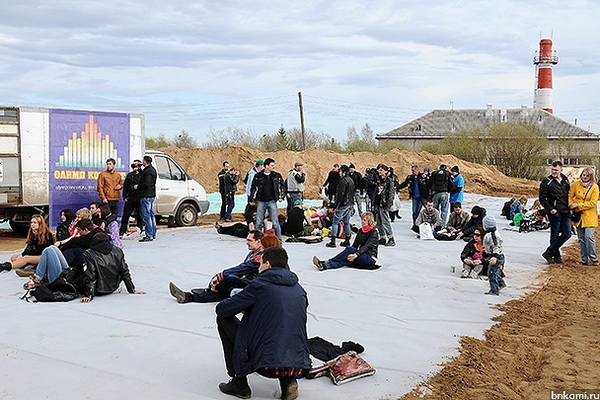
[0,194,556,400]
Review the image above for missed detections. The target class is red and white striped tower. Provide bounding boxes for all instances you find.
[533,38,559,113]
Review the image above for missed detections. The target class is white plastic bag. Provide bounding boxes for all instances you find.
[419,223,435,240]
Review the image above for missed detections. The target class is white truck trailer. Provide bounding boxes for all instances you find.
[0,106,209,232]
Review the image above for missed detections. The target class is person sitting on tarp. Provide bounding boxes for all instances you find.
[286,200,319,237]
[169,231,281,304]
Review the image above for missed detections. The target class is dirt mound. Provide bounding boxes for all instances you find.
[160,145,538,199]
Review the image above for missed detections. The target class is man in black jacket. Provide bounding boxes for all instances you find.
[218,161,231,220]
[80,233,145,302]
[539,161,571,263]
[326,165,355,248]
[372,164,396,247]
[249,158,286,240]
[135,155,157,242]
[120,160,144,236]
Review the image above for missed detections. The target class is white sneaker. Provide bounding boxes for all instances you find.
[460,270,469,278]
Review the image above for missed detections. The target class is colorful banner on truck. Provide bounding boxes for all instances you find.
[49,110,130,228]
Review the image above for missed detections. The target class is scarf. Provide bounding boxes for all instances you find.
[361,224,375,233]
[581,179,593,188]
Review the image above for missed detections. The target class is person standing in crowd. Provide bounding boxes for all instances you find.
[449,165,464,205]
[539,161,571,264]
[97,158,123,216]
[372,164,395,247]
[322,164,340,202]
[568,166,599,265]
[135,155,157,242]
[120,160,144,237]
[430,164,453,227]
[348,164,364,217]
[250,158,286,240]
[398,164,429,226]
[218,161,231,221]
[286,161,306,212]
[215,246,310,400]
[244,160,264,200]
[223,167,240,222]
[363,167,379,212]
[326,165,355,248]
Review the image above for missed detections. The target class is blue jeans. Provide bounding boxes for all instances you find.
[324,246,376,270]
[35,246,69,283]
[140,197,157,239]
[375,207,393,239]
[255,200,281,239]
[432,192,450,227]
[487,254,506,294]
[576,226,597,263]
[225,195,235,220]
[331,205,353,239]
[411,197,426,224]
[546,212,572,256]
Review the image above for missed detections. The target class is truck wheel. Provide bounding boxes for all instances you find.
[175,203,198,227]
[9,221,29,234]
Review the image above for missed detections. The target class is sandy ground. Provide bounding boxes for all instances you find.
[400,234,600,400]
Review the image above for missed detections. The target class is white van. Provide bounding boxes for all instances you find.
[146,150,209,226]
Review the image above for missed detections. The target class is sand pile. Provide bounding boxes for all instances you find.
[160,145,539,199]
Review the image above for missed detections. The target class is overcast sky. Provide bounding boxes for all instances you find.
[1,1,599,143]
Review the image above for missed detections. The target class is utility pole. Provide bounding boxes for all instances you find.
[298,91,306,150]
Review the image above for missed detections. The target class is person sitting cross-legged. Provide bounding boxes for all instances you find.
[312,212,381,271]
[215,246,311,400]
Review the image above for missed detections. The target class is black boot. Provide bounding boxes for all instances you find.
[219,376,251,399]
[326,237,336,248]
[279,377,298,400]
[340,237,351,247]
[0,262,12,272]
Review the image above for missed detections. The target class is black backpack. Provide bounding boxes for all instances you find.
[501,198,515,219]
[22,277,79,303]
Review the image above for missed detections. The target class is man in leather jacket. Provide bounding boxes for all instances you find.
[80,233,145,302]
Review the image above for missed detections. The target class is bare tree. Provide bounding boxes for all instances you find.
[483,124,548,179]
[173,130,198,148]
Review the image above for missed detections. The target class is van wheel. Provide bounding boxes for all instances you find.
[175,204,198,227]
[9,221,29,235]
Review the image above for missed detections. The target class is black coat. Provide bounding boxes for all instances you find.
[123,170,142,201]
[82,238,135,299]
[352,226,379,259]
[430,169,453,195]
[334,175,355,208]
[249,171,285,203]
[539,173,570,214]
[216,268,311,376]
[137,165,157,198]
[323,169,340,198]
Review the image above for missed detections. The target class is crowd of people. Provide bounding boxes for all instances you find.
[2,154,597,399]
[0,157,154,302]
